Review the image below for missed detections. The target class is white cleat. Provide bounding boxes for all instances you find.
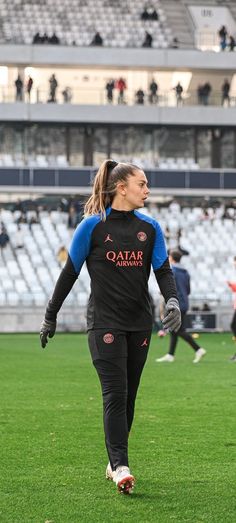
[193,348,206,363]
[106,462,115,481]
[113,466,135,494]
[155,354,175,363]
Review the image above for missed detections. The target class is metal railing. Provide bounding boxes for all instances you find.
[1,86,235,107]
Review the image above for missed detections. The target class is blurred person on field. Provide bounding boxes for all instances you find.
[156,250,206,363]
[57,245,68,266]
[227,255,236,361]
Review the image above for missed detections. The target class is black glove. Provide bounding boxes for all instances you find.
[162,298,181,332]
[40,318,57,349]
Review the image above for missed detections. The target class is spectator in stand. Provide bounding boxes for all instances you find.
[90,32,103,46]
[32,32,44,44]
[170,37,179,49]
[26,76,33,102]
[141,6,158,21]
[48,74,58,103]
[197,84,204,105]
[0,223,9,253]
[174,82,183,106]
[50,32,60,45]
[135,88,145,105]
[227,256,236,361]
[149,78,158,104]
[142,31,153,48]
[105,79,115,104]
[15,74,23,101]
[116,77,127,104]
[202,82,212,105]
[218,25,227,51]
[62,87,72,103]
[42,32,49,44]
[221,79,230,106]
[229,35,235,51]
[14,224,24,249]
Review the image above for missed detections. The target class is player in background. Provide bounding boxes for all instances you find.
[156,250,206,363]
[40,159,181,494]
[227,255,236,361]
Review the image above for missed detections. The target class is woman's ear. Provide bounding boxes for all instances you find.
[116,181,126,196]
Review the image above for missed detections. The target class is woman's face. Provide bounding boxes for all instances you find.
[121,170,149,210]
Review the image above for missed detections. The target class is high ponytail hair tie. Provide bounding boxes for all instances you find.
[107,160,118,172]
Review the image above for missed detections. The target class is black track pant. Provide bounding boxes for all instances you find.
[88,329,151,471]
[231,310,236,336]
[169,312,200,356]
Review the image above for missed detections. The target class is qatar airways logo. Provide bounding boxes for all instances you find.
[106,250,143,267]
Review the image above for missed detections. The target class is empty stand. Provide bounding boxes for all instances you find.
[0,0,172,48]
[0,205,235,311]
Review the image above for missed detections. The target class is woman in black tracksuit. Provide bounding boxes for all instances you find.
[40,159,181,494]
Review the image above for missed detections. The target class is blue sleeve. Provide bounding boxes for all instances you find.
[69,215,100,274]
[151,221,168,270]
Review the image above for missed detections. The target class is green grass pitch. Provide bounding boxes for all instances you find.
[0,332,235,523]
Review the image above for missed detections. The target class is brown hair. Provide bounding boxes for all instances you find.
[169,249,182,263]
[84,159,141,220]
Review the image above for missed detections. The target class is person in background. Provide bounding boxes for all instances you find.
[221,79,230,107]
[15,74,23,101]
[105,79,115,104]
[48,74,58,103]
[149,79,158,104]
[0,223,9,253]
[227,255,236,361]
[135,88,145,104]
[174,82,183,106]
[229,35,235,51]
[90,32,103,46]
[26,76,33,102]
[218,25,227,51]
[116,77,127,104]
[57,245,68,266]
[142,31,153,48]
[156,250,206,363]
[40,159,181,494]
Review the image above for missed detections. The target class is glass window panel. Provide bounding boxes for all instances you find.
[93,127,108,166]
[197,129,211,169]
[69,127,84,166]
[111,126,154,166]
[153,128,194,162]
[221,130,235,168]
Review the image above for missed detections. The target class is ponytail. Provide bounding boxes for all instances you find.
[84,159,138,221]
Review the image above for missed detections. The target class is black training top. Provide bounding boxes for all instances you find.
[45,207,177,331]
